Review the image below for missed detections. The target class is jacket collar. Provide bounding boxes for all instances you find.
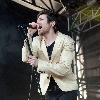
[41,32,63,61]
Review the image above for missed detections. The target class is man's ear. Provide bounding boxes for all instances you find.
[51,21,56,27]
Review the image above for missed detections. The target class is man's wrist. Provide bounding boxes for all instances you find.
[27,33,33,39]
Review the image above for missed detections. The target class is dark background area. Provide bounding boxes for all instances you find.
[0,0,38,100]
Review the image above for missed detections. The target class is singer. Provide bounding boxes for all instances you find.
[22,10,78,100]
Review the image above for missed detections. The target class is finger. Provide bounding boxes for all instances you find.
[29,61,35,66]
[28,57,36,61]
[28,61,35,66]
[28,59,35,64]
[28,62,34,66]
[28,55,36,59]
[29,22,37,27]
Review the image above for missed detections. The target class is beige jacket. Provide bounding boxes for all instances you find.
[22,32,78,95]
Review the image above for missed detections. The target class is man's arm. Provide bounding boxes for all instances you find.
[22,22,38,63]
[22,36,39,63]
[37,37,75,77]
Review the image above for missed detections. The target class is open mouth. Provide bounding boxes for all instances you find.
[38,25,42,29]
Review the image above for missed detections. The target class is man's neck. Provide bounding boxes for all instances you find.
[43,30,58,46]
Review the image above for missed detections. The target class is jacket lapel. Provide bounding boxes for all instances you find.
[51,32,63,61]
[41,38,49,60]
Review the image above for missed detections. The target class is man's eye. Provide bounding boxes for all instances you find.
[39,18,44,20]
[40,19,43,21]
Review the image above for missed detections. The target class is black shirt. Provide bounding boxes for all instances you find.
[46,41,60,91]
[46,41,55,60]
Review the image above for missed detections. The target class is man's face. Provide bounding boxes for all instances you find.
[37,14,52,36]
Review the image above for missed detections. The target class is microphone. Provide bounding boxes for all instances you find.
[17,23,38,37]
[28,24,37,29]
[17,24,37,30]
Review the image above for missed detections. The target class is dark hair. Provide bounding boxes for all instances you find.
[37,10,59,33]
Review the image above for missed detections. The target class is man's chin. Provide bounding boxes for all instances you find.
[38,32,44,36]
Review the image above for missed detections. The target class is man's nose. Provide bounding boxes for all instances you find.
[36,21,41,26]
[36,19,39,23]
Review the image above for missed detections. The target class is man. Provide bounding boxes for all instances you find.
[22,10,78,100]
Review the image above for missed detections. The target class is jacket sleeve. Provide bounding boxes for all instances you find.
[37,36,75,77]
[22,37,39,62]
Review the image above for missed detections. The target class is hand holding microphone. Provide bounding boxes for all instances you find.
[27,22,38,38]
